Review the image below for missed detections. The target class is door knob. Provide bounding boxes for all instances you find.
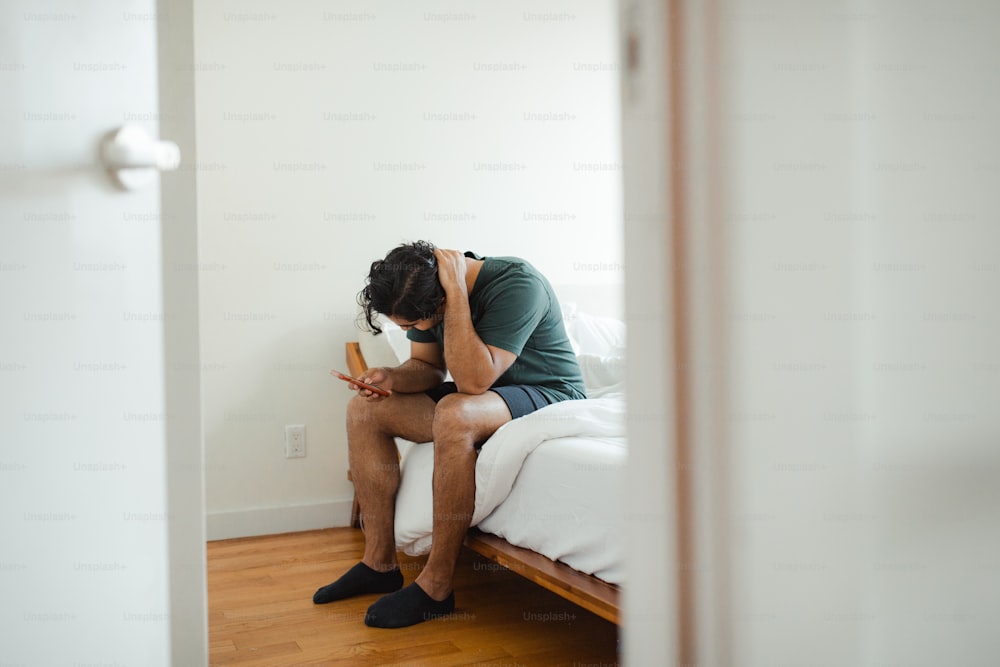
[101,124,180,190]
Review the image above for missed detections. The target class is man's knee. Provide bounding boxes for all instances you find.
[432,394,482,448]
[347,393,383,431]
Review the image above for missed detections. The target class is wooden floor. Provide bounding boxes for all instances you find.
[208,527,620,666]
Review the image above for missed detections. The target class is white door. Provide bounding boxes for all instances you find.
[0,2,204,664]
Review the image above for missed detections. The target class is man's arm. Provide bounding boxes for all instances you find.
[389,341,447,393]
[435,249,518,395]
[355,341,446,397]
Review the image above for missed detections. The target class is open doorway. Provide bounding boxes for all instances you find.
[193,1,628,665]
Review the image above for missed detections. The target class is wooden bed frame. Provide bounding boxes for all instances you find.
[345,342,621,625]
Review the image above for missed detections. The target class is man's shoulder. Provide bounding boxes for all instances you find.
[477,257,551,298]
[482,254,527,267]
[481,256,544,281]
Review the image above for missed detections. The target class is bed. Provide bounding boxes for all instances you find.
[345,304,626,623]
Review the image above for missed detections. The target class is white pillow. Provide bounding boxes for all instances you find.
[563,308,626,358]
[356,316,410,370]
[577,352,627,398]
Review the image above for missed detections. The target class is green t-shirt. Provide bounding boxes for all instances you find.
[406,253,586,403]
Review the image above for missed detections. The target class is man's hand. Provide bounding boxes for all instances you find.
[351,367,393,400]
[434,248,468,297]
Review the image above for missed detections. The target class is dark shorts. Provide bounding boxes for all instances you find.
[425,381,553,420]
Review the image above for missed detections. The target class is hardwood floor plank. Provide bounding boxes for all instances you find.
[209,528,619,666]
[210,638,238,654]
[211,640,303,665]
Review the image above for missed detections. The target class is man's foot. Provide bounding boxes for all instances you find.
[364,582,455,628]
[312,562,403,604]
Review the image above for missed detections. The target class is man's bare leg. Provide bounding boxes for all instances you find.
[347,392,436,571]
[364,391,513,627]
[312,392,435,603]
[417,392,513,598]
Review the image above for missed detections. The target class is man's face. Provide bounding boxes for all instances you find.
[387,313,440,332]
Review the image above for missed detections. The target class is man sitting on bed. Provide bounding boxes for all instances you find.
[313,239,586,628]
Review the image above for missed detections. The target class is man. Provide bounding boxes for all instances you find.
[313,240,585,628]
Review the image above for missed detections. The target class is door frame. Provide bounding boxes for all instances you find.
[620,0,731,665]
[158,1,208,663]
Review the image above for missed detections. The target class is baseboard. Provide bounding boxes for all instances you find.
[207,499,353,541]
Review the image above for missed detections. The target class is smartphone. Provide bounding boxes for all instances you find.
[330,370,390,396]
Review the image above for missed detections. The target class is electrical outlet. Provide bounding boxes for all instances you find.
[285,424,306,458]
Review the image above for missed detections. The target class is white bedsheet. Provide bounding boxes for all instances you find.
[477,433,626,585]
[393,393,627,584]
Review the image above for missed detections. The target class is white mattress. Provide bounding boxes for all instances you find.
[476,433,626,586]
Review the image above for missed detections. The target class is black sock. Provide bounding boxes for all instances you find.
[364,583,455,628]
[312,562,403,604]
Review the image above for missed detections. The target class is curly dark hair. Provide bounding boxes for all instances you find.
[357,240,445,334]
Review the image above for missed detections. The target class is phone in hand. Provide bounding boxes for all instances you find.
[330,370,391,396]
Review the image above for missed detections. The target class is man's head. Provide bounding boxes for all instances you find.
[357,240,445,335]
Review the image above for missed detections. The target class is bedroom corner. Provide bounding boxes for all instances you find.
[194,1,627,665]
[195,2,625,543]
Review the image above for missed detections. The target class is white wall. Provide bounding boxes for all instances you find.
[195,1,624,538]
[854,6,1000,663]
[721,1,1000,665]
[723,5,866,664]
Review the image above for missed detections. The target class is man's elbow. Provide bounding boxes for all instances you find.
[453,379,492,395]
